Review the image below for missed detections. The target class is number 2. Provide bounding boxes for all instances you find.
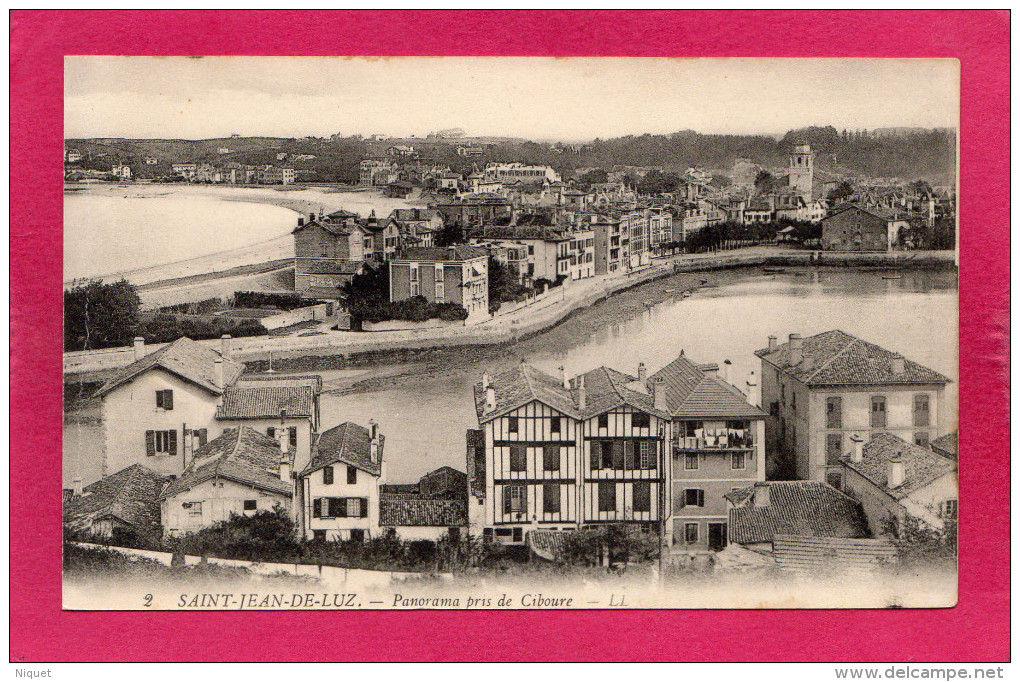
[144,594,153,607]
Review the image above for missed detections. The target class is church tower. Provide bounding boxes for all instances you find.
[789,143,814,200]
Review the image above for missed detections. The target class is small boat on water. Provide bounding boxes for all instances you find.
[881,275,902,280]
[762,267,786,274]
[681,291,692,299]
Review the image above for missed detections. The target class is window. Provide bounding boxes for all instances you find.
[589,440,602,470]
[509,445,527,472]
[189,502,203,517]
[196,428,208,446]
[633,481,651,513]
[684,452,699,470]
[683,488,705,507]
[504,485,526,515]
[632,413,650,429]
[600,441,615,469]
[145,430,177,456]
[826,397,842,428]
[267,426,276,439]
[871,396,887,428]
[598,481,616,512]
[346,498,364,518]
[543,483,560,514]
[349,529,366,543]
[243,499,257,511]
[289,427,297,448]
[943,499,958,520]
[731,452,746,470]
[435,281,445,302]
[598,414,609,430]
[410,281,420,296]
[508,417,519,434]
[323,466,334,485]
[826,433,843,465]
[155,389,174,410]
[550,416,561,434]
[543,445,559,471]
[684,523,699,544]
[612,441,625,470]
[512,527,523,542]
[347,465,358,484]
[914,432,930,448]
[639,441,656,469]
[913,394,930,427]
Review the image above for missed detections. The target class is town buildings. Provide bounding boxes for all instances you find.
[388,245,490,323]
[484,162,561,184]
[820,205,913,251]
[360,158,398,186]
[755,330,951,486]
[787,143,814,200]
[292,210,371,297]
[64,464,167,545]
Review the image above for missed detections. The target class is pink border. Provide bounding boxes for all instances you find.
[11,10,1009,662]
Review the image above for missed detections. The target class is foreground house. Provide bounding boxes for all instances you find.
[93,337,245,481]
[379,467,468,541]
[300,421,384,542]
[468,352,764,549]
[840,433,958,532]
[160,426,295,536]
[756,330,951,486]
[64,464,167,545]
[726,480,870,552]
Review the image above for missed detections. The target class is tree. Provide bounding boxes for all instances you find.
[826,180,854,204]
[576,168,608,187]
[487,256,530,313]
[64,278,141,351]
[754,169,776,195]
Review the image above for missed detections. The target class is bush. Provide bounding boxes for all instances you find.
[138,312,268,344]
[357,296,468,324]
[560,524,661,566]
[178,506,302,563]
[233,291,310,311]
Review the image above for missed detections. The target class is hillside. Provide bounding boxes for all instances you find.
[65,125,957,185]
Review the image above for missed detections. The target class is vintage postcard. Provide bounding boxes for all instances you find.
[60,55,961,611]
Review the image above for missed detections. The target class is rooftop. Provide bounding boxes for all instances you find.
[162,427,292,499]
[64,464,167,536]
[931,432,959,459]
[303,421,383,477]
[841,433,957,500]
[649,353,767,419]
[728,481,870,545]
[216,384,315,420]
[393,246,488,262]
[379,497,467,527]
[755,330,951,387]
[95,337,245,398]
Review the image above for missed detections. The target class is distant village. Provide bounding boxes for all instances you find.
[64,131,958,575]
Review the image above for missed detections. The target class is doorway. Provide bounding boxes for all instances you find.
[708,522,728,551]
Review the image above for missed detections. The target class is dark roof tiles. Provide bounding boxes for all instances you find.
[216,385,314,420]
[728,481,870,545]
[95,337,245,397]
[162,427,293,499]
[303,422,383,477]
[64,464,167,535]
[841,433,957,500]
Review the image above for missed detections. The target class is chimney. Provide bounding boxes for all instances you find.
[214,356,224,389]
[133,336,145,361]
[279,458,291,481]
[652,377,666,411]
[745,371,760,407]
[768,335,778,352]
[297,216,304,227]
[890,354,905,376]
[850,434,864,463]
[578,375,587,411]
[754,482,770,507]
[637,362,647,383]
[482,372,491,391]
[789,333,803,365]
[560,365,569,389]
[309,212,316,223]
[888,451,905,488]
[370,436,380,464]
[72,478,83,496]
[369,419,378,440]
[485,385,496,411]
[722,359,732,384]
[220,334,232,361]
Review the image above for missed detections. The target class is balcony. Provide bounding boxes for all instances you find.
[675,432,755,451]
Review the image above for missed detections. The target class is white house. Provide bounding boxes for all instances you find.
[299,421,384,542]
[92,337,245,483]
[160,426,294,536]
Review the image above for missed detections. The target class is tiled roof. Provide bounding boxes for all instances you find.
[823,204,911,223]
[162,427,293,499]
[728,481,870,545]
[931,432,958,459]
[95,337,245,397]
[772,535,898,573]
[569,366,669,420]
[293,218,354,237]
[474,363,579,423]
[755,330,951,387]
[303,422,383,477]
[841,433,957,500]
[649,353,766,419]
[379,496,467,527]
[216,385,314,420]
[466,225,567,241]
[393,246,488,262]
[64,464,167,536]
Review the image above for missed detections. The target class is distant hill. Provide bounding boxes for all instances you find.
[65,126,957,185]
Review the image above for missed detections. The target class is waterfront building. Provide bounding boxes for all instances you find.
[111,164,132,180]
[299,421,384,542]
[787,143,814,200]
[388,246,490,323]
[840,433,958,532]
[292,210,371,296]
[484,162,561,185]
[755,330,952,485]
[820,205,913,252]
[170,163,197,181]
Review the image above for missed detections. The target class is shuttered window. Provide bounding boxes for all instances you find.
[590,441,602,470]
[826,397,842,428]
[509,445,527,472]
[289,426,298,447]
[328,498,344,518]
[598,414,608,429]
[623,440,635,470]
[346,498,363,518]
[913,394,930,427]
[632,413,650,429]
[507,417,519,434]
[826,433,843,465]
[543,445,559,471]
[549,417,561,434]
[612,441,625,470]
[267,426,276,439]
[197,428,208,446]
[633,481,651,513]
[542,483,560,514]
[685,452,699,470]
[598,481,616,512]
[871,396,887,428]
[146,430,176,455]
[683,488,705,507]
[323,467,334,485]
[503,485,526,515]
[639,441,656,469]
[347,465,358,484]
[155,389,174,410]
[685,523,699,544]
[601,441,615,469]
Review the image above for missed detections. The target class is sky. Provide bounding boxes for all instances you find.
[65,57,959,141]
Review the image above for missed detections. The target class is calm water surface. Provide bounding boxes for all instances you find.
[318,267,959,482]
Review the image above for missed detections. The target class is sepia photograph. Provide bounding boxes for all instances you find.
[60,55,961,611]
